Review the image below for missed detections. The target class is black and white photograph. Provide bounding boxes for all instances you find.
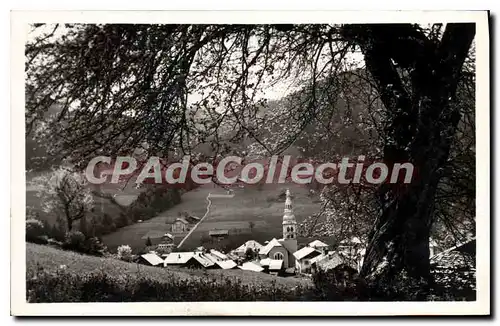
[10,10,490,316]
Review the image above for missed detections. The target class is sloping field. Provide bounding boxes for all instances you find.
[101,182,322,252]
[26,243,312,288]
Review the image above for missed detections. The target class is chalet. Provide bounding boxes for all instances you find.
[233,240,263,256]
[209,229,229,239]
[268,259,284,276]
[430,238,476,293]
[137,252,164,267]
[164,252,215,269]
[308,240,329,254]
[163,251,237,270]
[172,217,191,233]
[310,251,345,272]
[293,246,322,274]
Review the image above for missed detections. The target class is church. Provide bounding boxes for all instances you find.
[258,189,299,272]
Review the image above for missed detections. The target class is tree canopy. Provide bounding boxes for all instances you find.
[26,23,475,287]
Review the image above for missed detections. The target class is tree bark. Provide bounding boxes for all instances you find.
[341,23,476,285]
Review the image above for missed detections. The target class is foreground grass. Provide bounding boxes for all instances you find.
[26,243,314,302]
[27,243,312,288]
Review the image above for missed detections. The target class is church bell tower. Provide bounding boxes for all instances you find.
[282,189,298,257]
[283,189,297,240]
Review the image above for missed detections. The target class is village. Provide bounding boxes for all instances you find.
[132,189,366,278]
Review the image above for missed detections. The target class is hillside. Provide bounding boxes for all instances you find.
[26,243,312,288]
[101,182,324,253]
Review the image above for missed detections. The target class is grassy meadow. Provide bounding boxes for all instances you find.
[101,182,323,252]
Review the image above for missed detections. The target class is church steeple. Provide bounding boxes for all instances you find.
[283,189,297,240]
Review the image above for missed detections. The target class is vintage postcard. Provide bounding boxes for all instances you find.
[11,10,490,316]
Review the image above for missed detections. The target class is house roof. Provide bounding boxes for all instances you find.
[431,238,476,263]
[293,246,320,260]
[210,249,228,260]
[140,253,164,266]
[163,233,174,240]
[175,217,190,225]
[209,229,229,236]
[192,253,215,268]
[308,240,329,248]
[269,259,283,270]
[216,260,237,270]
[259,238,282,255]
[315,252,347,271]
[238,261,264,272]
[309,253,327,265]
[164,252,195,265]
[340,237,362,245]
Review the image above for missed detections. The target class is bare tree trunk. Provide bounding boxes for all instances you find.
[342,23,476,285]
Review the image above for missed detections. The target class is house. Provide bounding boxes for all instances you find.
[164,252,215,269]
[164,252,196,267]
[164,251,237,270]
[268,259,284,276]
[233,240,263,256]
[172,217,191,233]
[293,246,322,274]
[163,233,174,242]
[156,243,175,255]
[209,229,229,239]
[430,238,476,293]
[308,240,329,253]
[310,251,345,272]
[258,190,298,271]
[183,214,201,224]
[138,252,164,267]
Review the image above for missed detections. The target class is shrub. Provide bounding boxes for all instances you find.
[117,245,133,262]
[26,219,46,243]
[85,237,107,257]
[62,231,86,252]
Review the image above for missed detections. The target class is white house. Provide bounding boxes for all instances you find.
[308,240,329,253]
[293,246,322,274]
[233,240,263,256]
[171,217,191,233]
[139,252,164,266]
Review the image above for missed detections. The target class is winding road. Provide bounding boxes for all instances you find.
[176,191,235,249]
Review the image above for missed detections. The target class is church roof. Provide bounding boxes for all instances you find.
[278,239,297,254]
[259,238,282,255]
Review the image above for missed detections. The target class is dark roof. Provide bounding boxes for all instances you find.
[175,217,190,224]
[209,229,229,236]
[430,238,476,293]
